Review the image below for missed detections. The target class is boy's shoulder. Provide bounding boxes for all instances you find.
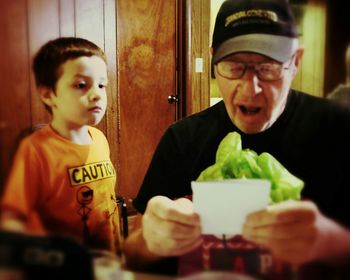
[87,126,107,141]
[18,125,109,150]
[88,126,103,135]
[18,124,51,143]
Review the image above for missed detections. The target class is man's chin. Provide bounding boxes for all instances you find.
[235,121,267,134]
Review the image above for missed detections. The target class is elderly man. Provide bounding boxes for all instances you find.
[124,0,350,279]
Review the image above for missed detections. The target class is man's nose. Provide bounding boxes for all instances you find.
[241,70,262,96]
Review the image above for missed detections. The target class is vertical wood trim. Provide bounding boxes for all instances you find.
[191,0,200,114]
[59,0,75,37]
[75,0,106,134]
[177,0,187,119]
[200,0,210,110]
[186,0,210,116]
[311,0,325,97]
[185,0,192,116]
[75,0,104,48]
[28,0,60,125]
[0,0,31,189]
[103,0,119,177]
[292,0,326,97]
[300,0,325,97]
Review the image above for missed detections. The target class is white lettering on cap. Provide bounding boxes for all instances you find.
[225,10,278,27]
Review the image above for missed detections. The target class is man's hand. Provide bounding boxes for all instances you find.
[243,200,350,265]
[142,196,202,256]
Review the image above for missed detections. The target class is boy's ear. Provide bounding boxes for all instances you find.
[38,86,55,108]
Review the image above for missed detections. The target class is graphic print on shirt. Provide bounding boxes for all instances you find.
[76,186,93,244]
[84,192,120,250]
[68,160,116,186]
[69,160,118,249]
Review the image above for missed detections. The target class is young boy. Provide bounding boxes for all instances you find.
[0,37,120,252]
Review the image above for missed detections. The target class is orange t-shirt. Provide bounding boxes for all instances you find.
[1,125,120,252]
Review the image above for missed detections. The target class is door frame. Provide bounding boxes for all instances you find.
[180,0,211,118]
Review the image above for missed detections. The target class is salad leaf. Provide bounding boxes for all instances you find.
[197,162,224,182]
[215,131,242,162]
[196,132,304,204]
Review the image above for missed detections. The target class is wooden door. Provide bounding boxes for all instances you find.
[116,0,178,199]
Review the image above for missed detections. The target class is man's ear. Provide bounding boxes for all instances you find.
[292,47,304,76]
[38,86,55,108]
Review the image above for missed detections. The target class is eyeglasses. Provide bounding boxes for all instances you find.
[215,57,294,81]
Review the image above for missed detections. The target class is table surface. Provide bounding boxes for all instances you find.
[119,270,257,280]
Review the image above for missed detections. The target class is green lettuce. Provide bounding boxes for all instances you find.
[196,132,304,204]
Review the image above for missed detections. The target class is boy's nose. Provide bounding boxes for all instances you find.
[89,86,103,101]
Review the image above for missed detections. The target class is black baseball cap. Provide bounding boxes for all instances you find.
[212,0,299,63]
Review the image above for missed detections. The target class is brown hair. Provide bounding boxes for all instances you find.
[33,37,107,89]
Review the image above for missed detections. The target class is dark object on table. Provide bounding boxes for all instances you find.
[0,230,94,280]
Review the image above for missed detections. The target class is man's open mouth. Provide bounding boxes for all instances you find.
[239,105,261,115]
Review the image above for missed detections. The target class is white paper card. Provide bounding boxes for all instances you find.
[192,179,270,235]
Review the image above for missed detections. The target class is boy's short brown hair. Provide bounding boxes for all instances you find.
[32,37,107,113]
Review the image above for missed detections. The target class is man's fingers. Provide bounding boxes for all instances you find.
[143,211,201,239]
[147,196,200,226]
[148,235,203,256]
[246,200,317,227]
[142,196,203,256]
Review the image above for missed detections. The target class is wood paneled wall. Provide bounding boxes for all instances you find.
[0,0,118,190]
[291,0,326,97]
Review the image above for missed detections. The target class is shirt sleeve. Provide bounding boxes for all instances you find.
[1,138,42,218]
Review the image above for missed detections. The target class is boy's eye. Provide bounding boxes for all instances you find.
[98,84,107,89]
[74,81,87,89]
